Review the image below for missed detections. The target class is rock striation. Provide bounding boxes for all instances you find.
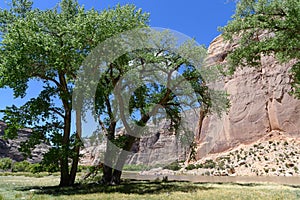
[196,35,300,159]
[80,110,199,167]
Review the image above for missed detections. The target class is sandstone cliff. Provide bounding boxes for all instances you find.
[196,35,300,159]
[80,112,199,167]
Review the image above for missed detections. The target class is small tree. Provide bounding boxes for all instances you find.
[221,0,300,98]
[0,0,148,186]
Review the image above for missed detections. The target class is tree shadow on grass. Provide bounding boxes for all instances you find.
[17,180,214,196]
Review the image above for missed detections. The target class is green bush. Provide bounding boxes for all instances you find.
[186,164,196,170]
[29,163,43,174]
[77,165,89,172]
[294,166,298,172]
[163,161,181,171]
[195,163,203,169]
[12,161,30,172]
[43,163,59,173]
[202,160,216,169]
[0,158,13,171]
[218,161,226,170]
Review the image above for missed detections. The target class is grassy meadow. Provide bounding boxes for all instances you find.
[0,174,300,200]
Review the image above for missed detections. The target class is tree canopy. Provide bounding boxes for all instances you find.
[0,0,149,186]
[221,0,300,98]
[80,30,214,184]
[75,29,224,184]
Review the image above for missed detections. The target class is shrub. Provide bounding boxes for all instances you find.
[77,165,89,172]
[29,163,43,174]
[264,168,269,173]
[218,161,226,170]
[43,163,59,173]
[195,163,203,169]
[12,161,30,172]
[290,152,295,156]
[264,156,268,161]
[294,166,298,172]
[202,160,216,169]
[163,161,181,171]
[0,158,13,171]
[258,157,261,161]
[186,164,196,170]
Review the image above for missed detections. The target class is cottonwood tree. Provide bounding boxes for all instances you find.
[0,0,148,186]
[76,29,228,185]
[221,0,300,98]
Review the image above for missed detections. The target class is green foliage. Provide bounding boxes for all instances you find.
[195,163,203,169]
[28,163,43,174]
[0,0,149,186]
[77,165,89,172]
[221,0,300,98]
[218,161,226,170]
[12,161,30,172]
[163,161,181,171]
[1,159,61,174]
[0,158,13,171]
[202,159,216,169]
[185,164,196,170]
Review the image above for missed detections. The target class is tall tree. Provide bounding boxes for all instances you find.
[0,0,148,186]
[221,0,300,98]
[78,29,228,185]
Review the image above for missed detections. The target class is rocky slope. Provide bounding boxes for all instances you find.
[141,130,300,177]
[196,35,300,159]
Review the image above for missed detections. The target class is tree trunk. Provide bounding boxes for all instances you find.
[111,135,136,185]
[69,109,82,185]
[58,72,74,187]
[102,164,113,184]
[59,109,72,187]
[101,121,116,184]
[59,158,70,187]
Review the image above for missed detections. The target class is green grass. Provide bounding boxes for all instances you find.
[0,175,300,199]
[0,171,60,178]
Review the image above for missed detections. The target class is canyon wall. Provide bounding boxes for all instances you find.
[196,35,300,159]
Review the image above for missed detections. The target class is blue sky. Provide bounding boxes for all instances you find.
[0,0,236,119]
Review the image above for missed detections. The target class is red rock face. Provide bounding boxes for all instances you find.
[196,35,300,159]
